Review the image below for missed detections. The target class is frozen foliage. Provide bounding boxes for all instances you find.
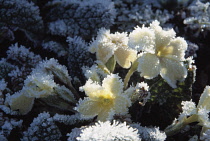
[1,118,22,138]
[0,0,44,35]
[42,41,68,58]
[184,0,210,36]
[67,120,141,141]
[200,129,210,141]
[53,113,88,125]
[114,1,173,32]
[0,26,15,42]
[7,58,77,115]
[185,41,199,58]
[131,123,166,141]
[67,36,94,77]
[22,112,61,141]
[0,44,42,92]
[44,0,116,38]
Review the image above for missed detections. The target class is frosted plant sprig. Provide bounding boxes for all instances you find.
[131,123,166,141]
[22,112,61,141]
[164,86,210,137]
[75,74,132,121]
[7,58,77,115]
[44,0,116,38]
[89,28,137,72]
[128,20,188,88]
[0,0,44,35]
[67,120,141,141]
[183,0,210,36]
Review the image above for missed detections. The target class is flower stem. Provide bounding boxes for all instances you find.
[164,114,198,136]
[124,59,139,89]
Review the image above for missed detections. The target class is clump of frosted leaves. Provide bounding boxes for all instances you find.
[67,120,141,141]
[67,36,94,78]
[0,0,44,35]
[131,123,167,141]
[183,0,210,36]
[0,44,42,92]
[114,2,173,32]
[22,112,61,141]
[44,0,116,38]
[42,40,68,58]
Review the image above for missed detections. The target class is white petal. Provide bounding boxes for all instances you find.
[150,21,176,49]
[197,86,210,109]
[160,58,187,88]
[9,92,35,115]
[168,37,188,61]
[137,53,160,79]
[114,47,137,68]
[128,26,156,53]
[80,79,103,98]
[75,98,101,119]
[102,74,123,96]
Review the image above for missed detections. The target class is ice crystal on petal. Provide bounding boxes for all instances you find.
[75,74,131,121]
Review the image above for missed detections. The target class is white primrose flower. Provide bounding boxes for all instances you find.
[75,74,132,121]
[129,20,188,88]
[89,28,137,68]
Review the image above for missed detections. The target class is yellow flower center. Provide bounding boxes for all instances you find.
[156,46,174,57]
[97,91,114,106]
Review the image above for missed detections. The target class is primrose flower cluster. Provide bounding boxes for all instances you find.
[1,1,210,140]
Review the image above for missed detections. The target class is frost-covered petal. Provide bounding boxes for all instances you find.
[9,92,35,115]
[178,100,197,120]
[197,107,210,128]
[160,58,187,88]
[80,79,103,98]
[137,53,160,79]
[113,95,131,114]
[97,107,114,121]
[114,47,137,68]
[102,74,123,96]
[96,44,115,64]
[167,37,188,61]
[128,26,155,53]
[75,98,102,119]
[197,86,210,109]
[150,21,176,49]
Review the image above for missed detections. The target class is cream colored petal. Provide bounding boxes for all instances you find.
[76,98,102,119]
[79,79,103,98]
[150,21,176,49]
[102,74,123,96]
[128,26,156,53]
[96,44,115,64]
[9,92,35,115]
[160,58,187,88]
[197,108,210,128]
[137,53,160,79]
[114,47,137,68]
[168,37,188,61]
[97,107,113,121]
[197,86,210,109]
[113,95,131,115]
